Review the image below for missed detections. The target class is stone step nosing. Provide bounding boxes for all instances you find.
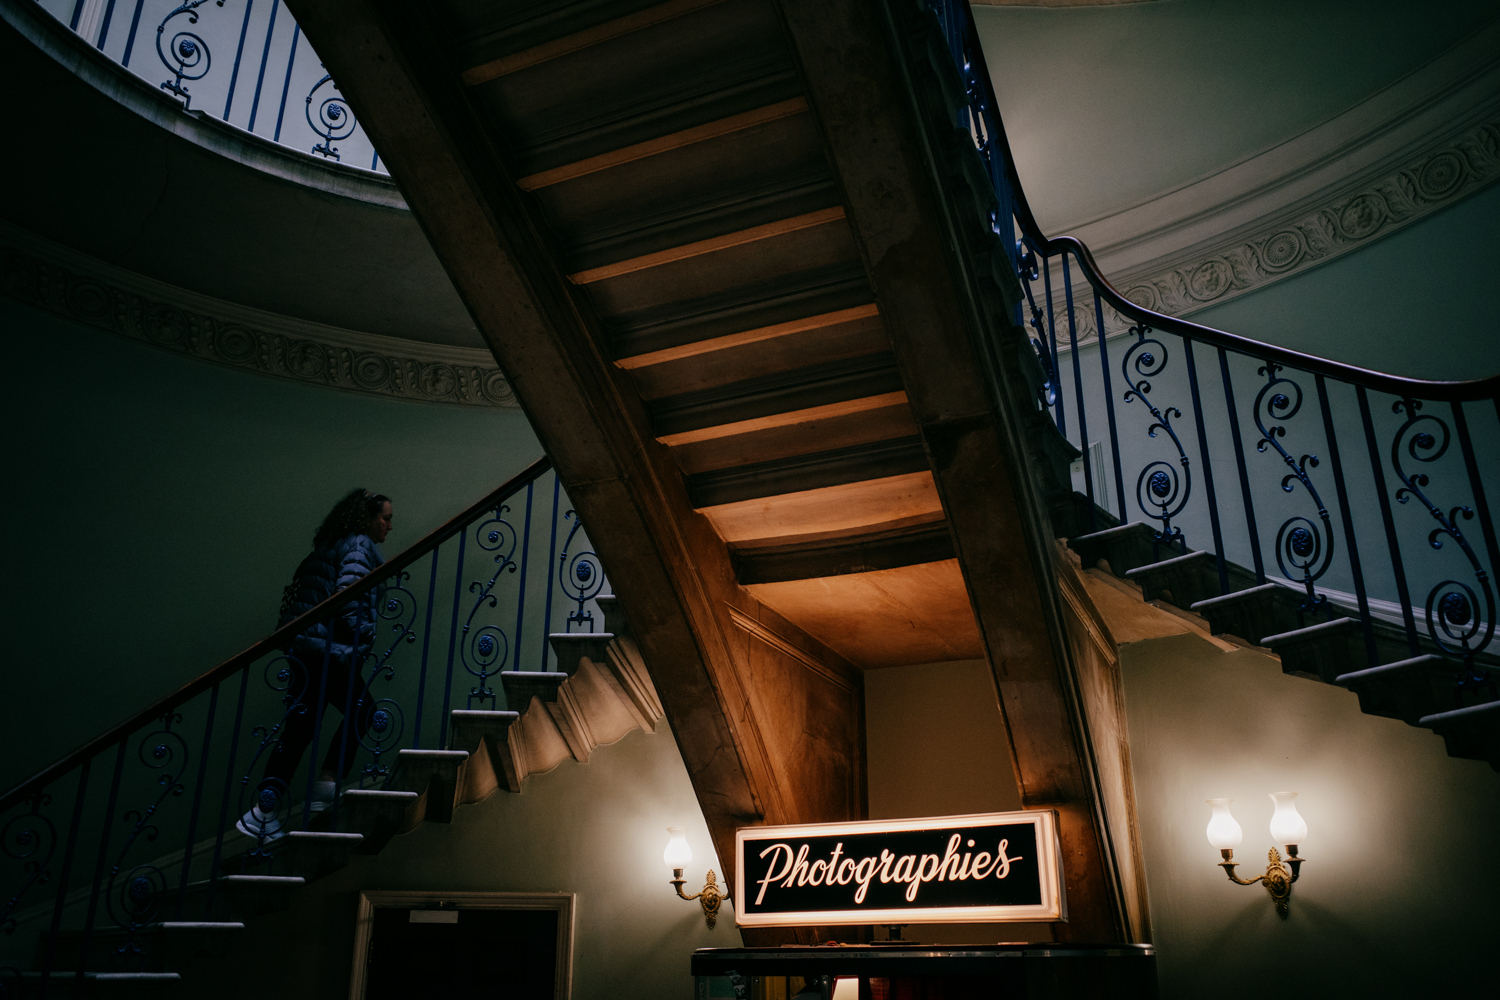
[1070,521,1156,544]
[1262,616,1360,647]
[1189,582,1282,611]
[1419,699,1500,727]
[1124,550,1213,576]
[1335,654,1455,685]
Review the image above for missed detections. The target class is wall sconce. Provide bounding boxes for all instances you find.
[665,827,731,929]
[1206,793,1307,918]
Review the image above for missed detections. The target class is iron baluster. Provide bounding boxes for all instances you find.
[1316,376,1379,669]
[459,506,522,710]
[1357,387,1421,657]
[348,575,420,787]
[272,25,302,142]
[1042,252,1064,435]
[245,0,280,133]
[514,483,536,677]
[121,1,148,67]
[1120,323,1191,553]
[1218,348,1266,583]
[1451,401,1500,693]
[1388,398,1496,688]
[173,683,221,919]
[1184,339,1229,594]
[76,741,128,979]
[1062,254,1097,532]
[205,665,253,915]
[1252,362,1336,622]
[1017,243,1058,412]
[411,549,442,750]
[104,714,190,965]
[39,762,91,992]
[154,0,221,108]
[1,794,58,936]
[221,0,255,118]
[540,477,562,670]
[558,511,606,632]
[438,527,468,751]
[1093,294,1128,521]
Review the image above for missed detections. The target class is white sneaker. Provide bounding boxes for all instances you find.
[307,780,338,814]
[236,806,285,843]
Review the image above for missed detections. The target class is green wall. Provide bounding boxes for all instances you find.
[4,300,544,789]
[1121,630,1497,996]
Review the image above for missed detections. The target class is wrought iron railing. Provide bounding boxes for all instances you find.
[36,0,385,171]
[921,0,1500,685]
[0,456,613,986]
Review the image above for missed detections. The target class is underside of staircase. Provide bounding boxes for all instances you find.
[10,601,662,997]
[284,0,1131,943]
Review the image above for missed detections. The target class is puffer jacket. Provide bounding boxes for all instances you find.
[278,533,386,667]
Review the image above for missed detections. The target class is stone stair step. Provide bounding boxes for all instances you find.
[181,874,305,920]
[1124,550,1223,608]
[1335,655,1466,726]
[448,710,523,796]
[501,671,568,709]
[1419,700,1500,771]
[339,789,419,853]
[1190,583,1345,646]
[39,921,243,974]
[1262,617,1369,684]
[386,749,468,824]
[593,595,627,636]
[1068,522,1159,578]
[547,632,615,673]
[13,971,183,998]
[273,831,362,881]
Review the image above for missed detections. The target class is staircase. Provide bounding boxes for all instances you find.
[3,592,663,998]
[1067,515,1500,770]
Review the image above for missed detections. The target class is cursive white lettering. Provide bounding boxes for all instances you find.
[756,843,795,905]
[936,834,963,881]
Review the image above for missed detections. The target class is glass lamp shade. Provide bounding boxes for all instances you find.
[663,827,693,869]
[1205,798,1243,850]
[1268,792,1308,845]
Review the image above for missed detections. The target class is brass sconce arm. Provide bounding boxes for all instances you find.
[1218,846,1304,918]
[671,868,731,929]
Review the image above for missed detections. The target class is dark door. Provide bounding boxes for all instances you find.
[365,906,559,999]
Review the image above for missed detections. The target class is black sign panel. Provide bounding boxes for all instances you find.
[734,811,1064,927]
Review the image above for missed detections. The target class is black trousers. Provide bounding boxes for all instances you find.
[262,651,374,787]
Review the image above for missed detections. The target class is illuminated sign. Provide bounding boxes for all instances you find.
[734,811,1065,927]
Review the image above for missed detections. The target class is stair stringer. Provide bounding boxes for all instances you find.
[500,638,667,792]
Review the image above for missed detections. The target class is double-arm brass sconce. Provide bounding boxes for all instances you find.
[665,827,731,929]
[1206,793,1308,918]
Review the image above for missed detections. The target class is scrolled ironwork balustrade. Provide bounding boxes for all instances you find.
[920,0,1500,692]
[0,457,619,974]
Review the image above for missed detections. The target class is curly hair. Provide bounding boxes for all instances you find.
[313,488,392,547]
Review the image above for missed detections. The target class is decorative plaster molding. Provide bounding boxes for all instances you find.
[1049,116,1500,349]
[0,228,519,408]
[1035,16,1500,348]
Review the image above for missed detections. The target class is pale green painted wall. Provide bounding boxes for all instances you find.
[976,0,1498,230]
[1120,631,1497,996]
[4,300,544,789]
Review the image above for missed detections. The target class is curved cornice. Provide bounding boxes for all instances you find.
[1,223,518,408]
[0,0,406,209]
[1043,17,1500,344]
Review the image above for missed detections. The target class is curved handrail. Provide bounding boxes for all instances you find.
[0,455,553,814]
[951,0,1500,402]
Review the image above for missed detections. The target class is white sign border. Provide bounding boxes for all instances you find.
[734,810,1066,928]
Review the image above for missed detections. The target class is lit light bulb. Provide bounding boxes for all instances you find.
[1268,792,1307,846]
[1205,798,1243,850]
[664,827,693,869]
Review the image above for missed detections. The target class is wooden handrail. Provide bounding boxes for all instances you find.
[0,455,553,814]
[948,0,1500,402]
